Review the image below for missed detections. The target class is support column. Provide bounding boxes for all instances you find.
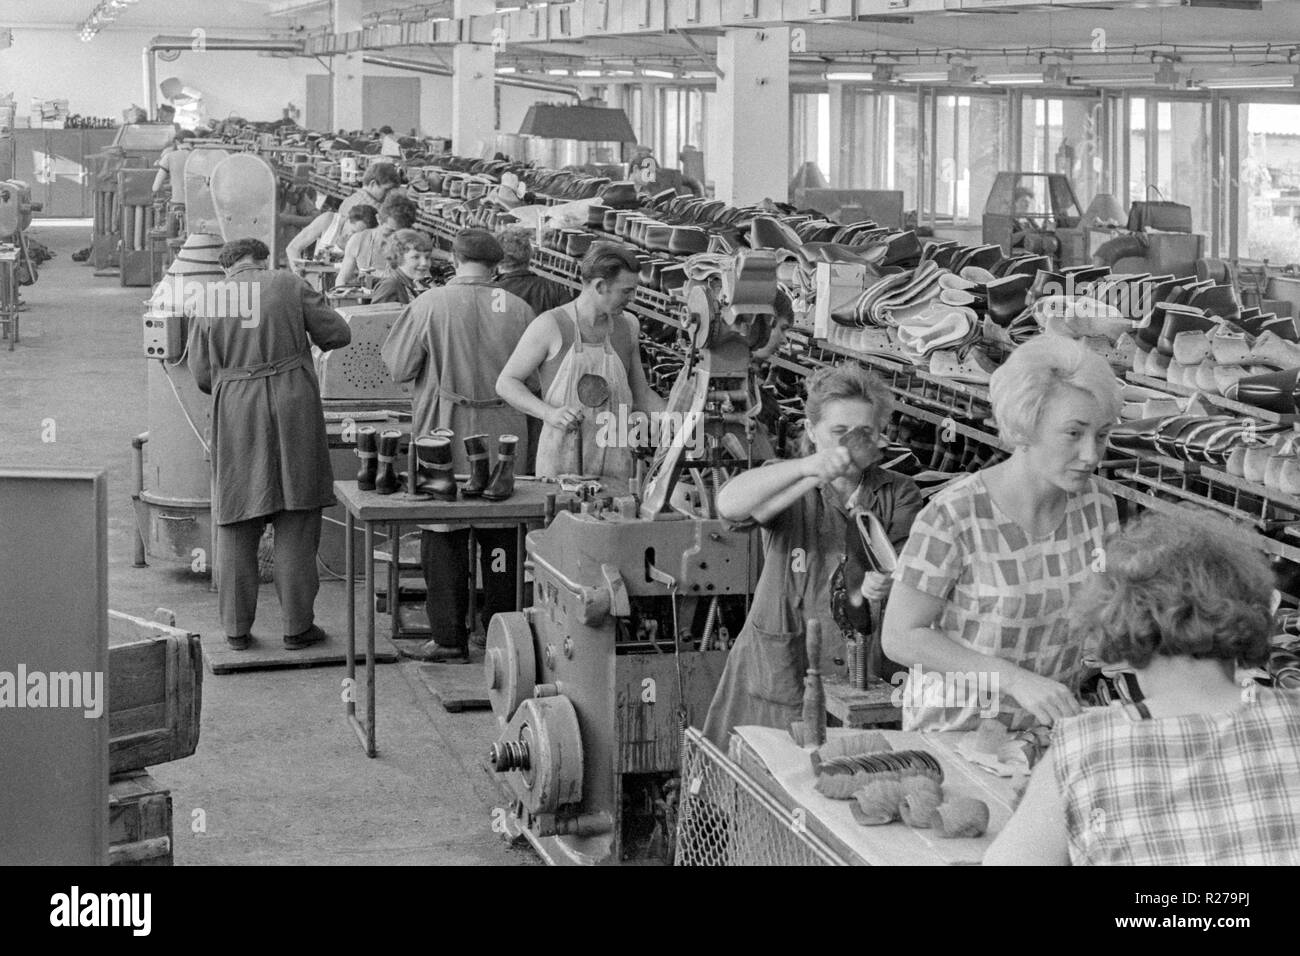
[332,0,364,132]
[827,82,845,188]
[452,0,496,158]
[715,28,790,206]
[639,83,655,151]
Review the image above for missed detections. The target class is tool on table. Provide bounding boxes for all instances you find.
[575,372,611,478]
[789,619,827,747]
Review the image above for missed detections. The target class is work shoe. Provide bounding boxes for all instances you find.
[375,429,402,495]
[406,639,471,663]
[226,634,252,651]
[284,624,327,650]
[461,434,491,497]
[416,436,458,501]
[355,426,378,491]
[481,434,519,501]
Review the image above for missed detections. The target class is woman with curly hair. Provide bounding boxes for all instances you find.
[985,514,1300,865]
[338,191,420,286]
[370,229,433,305]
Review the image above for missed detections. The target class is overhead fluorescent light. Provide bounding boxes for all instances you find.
[643,69,676,79]
[496,66,517,74]
[498,5,522,11]
[547,68,570,76]
[609,69,636,77]
[985,73,1045,85]
[575,69,603,77]
[826,71,875,82]
[897,71,948,83]
[1200,75,1298,89]
[1075,74,1158,88]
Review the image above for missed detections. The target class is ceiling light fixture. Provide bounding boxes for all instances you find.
[575,69,603,77]
[642,69,676,79]
[826,71,876,82]
[984,73,1045,85]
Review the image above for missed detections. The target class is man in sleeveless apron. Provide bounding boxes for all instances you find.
[496,242,664,482]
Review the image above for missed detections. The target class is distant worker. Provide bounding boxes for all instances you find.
[187,238,352,652]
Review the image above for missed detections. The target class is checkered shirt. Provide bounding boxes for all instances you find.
[891,472,1119,731]
[1052,689,1300,865]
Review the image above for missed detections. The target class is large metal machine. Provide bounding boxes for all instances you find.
[983,171,1085,268]
[485,251,779,865]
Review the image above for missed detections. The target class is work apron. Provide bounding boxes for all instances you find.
[702,485,847,748]
[534,303,635,480]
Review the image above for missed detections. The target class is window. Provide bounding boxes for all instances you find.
[1021,94,1106,211]
[790,93,830,186]
[932,94,1008,222]
[1240,102,1300,265]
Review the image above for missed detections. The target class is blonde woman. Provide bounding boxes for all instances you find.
[702,364,923,747]
[882,335,1123,731]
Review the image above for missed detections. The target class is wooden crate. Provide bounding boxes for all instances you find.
[108,610,203,774]
[108,771,173,866]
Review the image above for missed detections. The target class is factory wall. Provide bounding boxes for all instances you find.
[0,27,561,138]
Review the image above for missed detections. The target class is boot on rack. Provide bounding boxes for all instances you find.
[356,426,378,491]
[482,435,519,501]
[416,436,459,501]
[461,434,491,497]
[375,430,402,495]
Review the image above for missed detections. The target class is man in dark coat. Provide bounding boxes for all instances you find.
[187,238,352,650]
[493,227,573,318]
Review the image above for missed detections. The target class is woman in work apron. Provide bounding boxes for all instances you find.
[534,302,635,480]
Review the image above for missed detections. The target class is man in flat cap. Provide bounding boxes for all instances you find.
[382,228,535,663]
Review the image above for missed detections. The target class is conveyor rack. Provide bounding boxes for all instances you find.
[1100,454,1300,565]
[1128,372,1300,425]
[271,155,1300,568]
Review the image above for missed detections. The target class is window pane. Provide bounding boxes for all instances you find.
[889,93,921,214]
[1242,102,1300,265]
[1155,100,1212,236]
[1129,97,1147,204]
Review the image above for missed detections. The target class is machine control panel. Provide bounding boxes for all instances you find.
[143,310,186,360]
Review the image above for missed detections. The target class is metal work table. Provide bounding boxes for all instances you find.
[334,478,620,757]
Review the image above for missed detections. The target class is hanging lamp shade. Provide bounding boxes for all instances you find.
[517,104,636,142]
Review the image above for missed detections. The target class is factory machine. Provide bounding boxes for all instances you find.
[485,251,780,865]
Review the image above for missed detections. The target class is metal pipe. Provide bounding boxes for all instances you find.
[361,54,582,101]
[144,36,306,117]
[132,432,149,568]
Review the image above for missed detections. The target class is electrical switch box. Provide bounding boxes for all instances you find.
[143,310,185,360]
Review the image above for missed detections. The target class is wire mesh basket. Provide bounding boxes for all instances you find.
[674,728,844,866]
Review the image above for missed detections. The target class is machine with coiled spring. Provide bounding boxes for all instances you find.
[485,251,781,864]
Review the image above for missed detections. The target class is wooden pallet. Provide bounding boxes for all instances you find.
[414,651,491,713]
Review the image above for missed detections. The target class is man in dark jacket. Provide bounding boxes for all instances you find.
[187,238,352,650]
[493,227,573,318]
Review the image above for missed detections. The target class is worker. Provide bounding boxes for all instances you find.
[496,242,665,481]
[152,128,193,223]
[492,227,573,475]
[338,160,403,219]
[493,227,573,317]
[369,229,433,305]
[337,192,419,286]
[381,229,535,663]
[379,125,402,158]
[286,198,369,277]
[277,175,319,266]
[701,364,924,748]
[186,238,352,651]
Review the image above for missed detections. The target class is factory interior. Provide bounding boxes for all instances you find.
[1,0,1300,888]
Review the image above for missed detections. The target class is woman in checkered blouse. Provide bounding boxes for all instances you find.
[882,336,1123,732]
[985,515,1300,865]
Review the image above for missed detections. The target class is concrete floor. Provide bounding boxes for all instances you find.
[3,222,535,866]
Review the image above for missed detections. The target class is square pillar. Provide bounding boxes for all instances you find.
[452,0,496,158]
[715,28,790,206]
[332,0,364,132]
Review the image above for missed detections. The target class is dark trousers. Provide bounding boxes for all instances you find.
[217,508,321,637]
[420,527,517,648]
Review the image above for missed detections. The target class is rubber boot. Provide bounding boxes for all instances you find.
[432,427,455,441]
[356,425,378,491]
[416,436,458,501]
[481,434,518,502]
[375,429,401,495]
[461,434,490,498]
